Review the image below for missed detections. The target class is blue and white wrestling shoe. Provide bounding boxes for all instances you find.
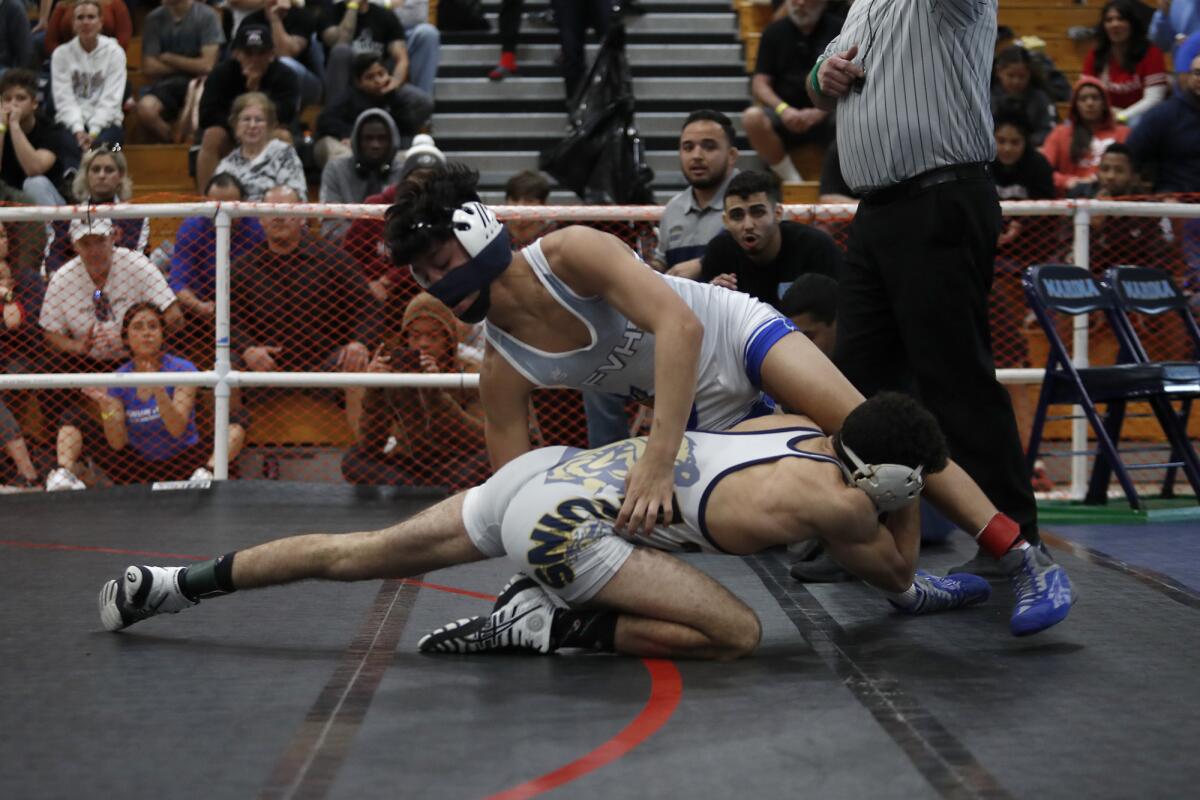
[890,570,992,614]
[99,565,197,631]
[418,575,557,654]
[1001,546,1076,636]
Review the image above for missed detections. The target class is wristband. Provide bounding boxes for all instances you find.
[774,101,790,115]
[101,409,119,421]
[347,1,359,9]
[809,58,827,97]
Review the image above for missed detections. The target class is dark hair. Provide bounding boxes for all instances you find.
[780,273,838,323]
[725,170,780,204]
[0,68,37,99]
[996,25,1015,43]
[838,392,949,475]
[1093,0,1150,74]
[205,171,247,198]
[681,109,736,148]
[384,162,482,265]
[505,170,551,202]
[352,52,386,83]
[120,302,164,345]
[994,45,1047,93]
[1069,82,1110,164]
[1102,141,1138,169]
[993,105,1032,137]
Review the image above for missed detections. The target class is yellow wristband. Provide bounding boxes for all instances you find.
[101,409,119,421]
[347,1,359,9]
[774,101,790,115]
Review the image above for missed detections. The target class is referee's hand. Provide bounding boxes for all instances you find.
[818,45,865,98]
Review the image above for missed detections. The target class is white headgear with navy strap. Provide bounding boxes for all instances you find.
[412,201,512,322]
[836,439,925,513]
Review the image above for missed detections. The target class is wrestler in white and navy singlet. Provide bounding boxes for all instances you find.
[484,240,796,431]
[462,427,843,603]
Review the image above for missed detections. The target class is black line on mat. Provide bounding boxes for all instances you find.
[1042,532,1200,610]
[747,554,1013,800]
[259,578,421,800]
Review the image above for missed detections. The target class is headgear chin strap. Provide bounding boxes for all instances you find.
[413,202,512,321]
[835,437,925,513]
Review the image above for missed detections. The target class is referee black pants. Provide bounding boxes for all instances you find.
[833,177,1040,544]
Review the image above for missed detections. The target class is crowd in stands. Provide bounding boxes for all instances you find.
[3,0,1200,493]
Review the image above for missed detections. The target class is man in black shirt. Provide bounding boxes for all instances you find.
[742,0,842,183]
[242,0,325,107]
[320,0,431,112]
[698,170,841,310]
[195,24,301,191]
[0,69,79,205]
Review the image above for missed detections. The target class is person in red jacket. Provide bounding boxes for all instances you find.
[1039,76,1130,197]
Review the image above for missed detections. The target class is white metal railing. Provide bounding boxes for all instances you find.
[1,199,1197,497]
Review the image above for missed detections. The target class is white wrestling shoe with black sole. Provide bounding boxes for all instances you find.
[419,575,556,654]
[99,565,197,631]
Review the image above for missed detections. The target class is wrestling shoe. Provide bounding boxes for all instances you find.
[1001,545,1075,636]
[99,565,197,632]
[46,467,85,492]
[419,575,557,654]
[889,570,991,614]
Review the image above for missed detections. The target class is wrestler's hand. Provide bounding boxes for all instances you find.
[617,453,676,538]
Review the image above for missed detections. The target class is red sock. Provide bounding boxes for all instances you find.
[499,51,517,70]
[975,512,1026,559]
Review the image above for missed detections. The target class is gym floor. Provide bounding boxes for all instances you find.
[1,483,1197,799]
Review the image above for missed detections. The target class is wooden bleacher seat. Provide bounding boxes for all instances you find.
[781,181,821,204]
[245,393,357,448]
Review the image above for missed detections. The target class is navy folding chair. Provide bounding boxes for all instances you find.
[1023,265,1200,509]
[1104,266,1200,497]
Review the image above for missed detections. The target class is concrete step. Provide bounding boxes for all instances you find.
[475,11,736,35]
[443,149,695,177]
[434,76,749,103]
[440,42,744,68]
[432,111,745,140]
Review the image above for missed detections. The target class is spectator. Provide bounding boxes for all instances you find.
[229,185,378,427]
[503,169,553,248]
[45,302,245,491]
[240,0,324,107]
[341,133,445,317]
[993,110,1055,203]
[214,92,307,201]
[195,23,300,191]
[320,109,404,243]
[51,0,127,153]
[550,0,610,99]
[320,0,431,112]
[653,109,739,273]
[314,52,431,168]
[742,0,841,183]
[995,25,1071,103]
[1040,77,1129,197]
[44,0,131,56]
[991,46,1055,147]
[39,218,182,368]
[489,0,524,81]
[0,0,32,78]
[168,172,266,362]
[341,291,487,488]
[692,170,841,310]
[393,0,441,97]
[1149,0,1200,60]
[1085,0,1169,124]
[1084,143,1174,272]
[136,0,224,144]
[1127,35,1200,194]
[1,231,40,488]
[779,272,837,357]
[46,146,148,275]
[0,68,79,206]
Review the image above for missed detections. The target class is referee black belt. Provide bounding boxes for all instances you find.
[860,162,991,206]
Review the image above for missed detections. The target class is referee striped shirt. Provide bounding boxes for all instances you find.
[821,0,997,194]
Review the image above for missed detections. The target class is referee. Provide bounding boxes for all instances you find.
[807,0,1042,568]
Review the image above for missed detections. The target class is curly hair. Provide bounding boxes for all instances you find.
[383,163,482,266]
[837,392,949,475]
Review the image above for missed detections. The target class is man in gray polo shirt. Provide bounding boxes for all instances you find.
[809,0,1074,631]
[652,109,739,274]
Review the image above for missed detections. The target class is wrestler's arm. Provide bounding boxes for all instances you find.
[480,342,537,470]
[817,494,920,593]
[547,226,703,534]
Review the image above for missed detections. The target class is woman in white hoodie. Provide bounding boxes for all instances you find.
[50,0,127,152]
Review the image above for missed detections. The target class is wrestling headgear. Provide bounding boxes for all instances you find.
[412,202,512,323]
[835,437,925,513]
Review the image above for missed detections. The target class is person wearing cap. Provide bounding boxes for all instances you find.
[319,108,405,243]
[313,51,433,170]
[135,0,225,144]
[319,0,431,111]
[195,21,301,192]
[239,0,325,108]
[50,1,126,152]
[39,217,182,367]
